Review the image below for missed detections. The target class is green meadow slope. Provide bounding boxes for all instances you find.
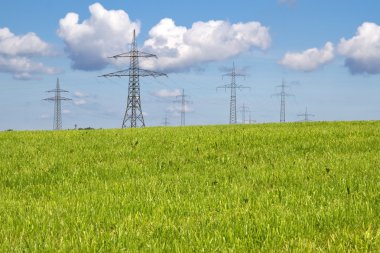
[0,121,379,252]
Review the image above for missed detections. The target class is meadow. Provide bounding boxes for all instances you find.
[0,121,379,252]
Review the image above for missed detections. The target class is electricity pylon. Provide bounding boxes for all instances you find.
[100,30,167,128]
[272,79,293,122]
[162,113,170,126]
[43,78,71,130]
[298,107,315,122]
[175,89,191,126]
[238,103,250,124]
[217,62,249,124]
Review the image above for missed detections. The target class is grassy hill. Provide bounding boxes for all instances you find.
[0,121,379,252]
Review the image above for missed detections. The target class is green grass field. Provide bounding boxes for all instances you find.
[0,121,379,252]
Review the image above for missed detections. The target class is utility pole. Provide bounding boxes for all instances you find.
[238,103,250,124]
[217,62,249,124]
[272,79,293,122]
[298,107,315,122]
[43,78,71,130]
[175,89,191,126]
[100,30,167,128]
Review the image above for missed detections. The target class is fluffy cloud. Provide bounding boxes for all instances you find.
[167,104,193,115]
[58,3,270,72]
[0,55,57,80]
[143,18,271,72]
[73,91,88,98]
[338,22,380,75]
[0,28,53,56]
[0,27,57,80]
[152,89,182,98]
[279,42,335,72]
[57,2,140,71]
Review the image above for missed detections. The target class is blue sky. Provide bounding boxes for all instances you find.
[0,0,380,130]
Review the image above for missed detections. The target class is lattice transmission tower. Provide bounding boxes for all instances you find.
[298,107,315,122]
[175,89,191,126]
[238,103,250,124]
[100,30,167,128]
[43,78,72,130]
[162,113,170,126]
[217,62,249,124]
[273,79,293,122]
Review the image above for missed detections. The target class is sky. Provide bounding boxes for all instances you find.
[0,0,380,130]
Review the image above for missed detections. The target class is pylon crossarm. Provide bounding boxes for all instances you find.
[109,51,158,59]
[43,97,72,101]
[100,68,167,78]
[46,89,69,93]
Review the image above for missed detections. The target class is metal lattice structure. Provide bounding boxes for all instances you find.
[175,89,191,126]
[43,78,71,130]
[100,30,167,128]
[238,103,250,124]
[217,62,249,124]
[273,79,293,122]
[298,107,315,122]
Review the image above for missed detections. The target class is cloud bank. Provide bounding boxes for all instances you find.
[58,3,271,72]
[143,18,271,72]
[0,27,57,80]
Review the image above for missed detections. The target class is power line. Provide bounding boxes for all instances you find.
[272,79,293,122]
[217,62,249,124]
[175,89,192,126]
[43,78,71,130]
[298,107,315,122]
[99,30,167,128]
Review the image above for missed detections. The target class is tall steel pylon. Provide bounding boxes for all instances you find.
[298,107,315,122]
[217,62,249,124]
[43,78,71,130]
[175,89,191,126]
[273,79,293,122]
[100,30,167,128]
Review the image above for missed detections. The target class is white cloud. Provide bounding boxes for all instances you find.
[57,2,140,71]
[58,3,270,72]
[143,18,271,72]
[152,89,182,98]
[0,55,58,80]
[73,99,87,105]
[338,22,380,75]
[0,27,53,56]
[167,104,193,115]
[279,42,335,72]
[62,109,71,114]
[0,27,57,80]
[73,91,88,98]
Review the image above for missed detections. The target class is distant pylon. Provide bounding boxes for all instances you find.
[175,89,191,126]
[100,30,167,128]
[217,62,249,124]
[43,78,71,130]
[238,103,250,124]
[298,107,315,122]
[272,79,293,122]
[162,113,170,126]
